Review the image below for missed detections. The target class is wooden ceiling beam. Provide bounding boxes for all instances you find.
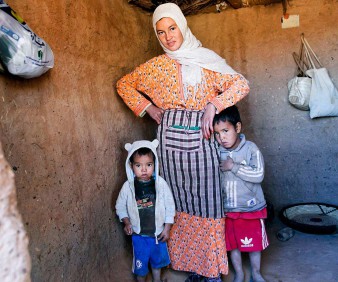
[226,0,282,9]
[226,0,243,9]
[127,0,283,14]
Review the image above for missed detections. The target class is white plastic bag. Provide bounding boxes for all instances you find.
[288,76,312,111]
[306,68,338,119]
[301,35,338,118]
[0,1,54,78]
[288,38,312,111]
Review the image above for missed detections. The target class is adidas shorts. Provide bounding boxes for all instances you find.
[225,209,269,252]
[132,234,170,276]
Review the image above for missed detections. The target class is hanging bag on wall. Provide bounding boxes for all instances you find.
[287,34,314,111]
[0,1,54,78]
[301,36,338,118]
[287,47,312,111]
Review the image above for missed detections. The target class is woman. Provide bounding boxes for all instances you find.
[116,3,249,281]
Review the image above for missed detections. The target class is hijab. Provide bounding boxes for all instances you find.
[152,3,237,89]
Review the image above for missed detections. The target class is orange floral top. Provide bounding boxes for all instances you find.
[116,54,249,116]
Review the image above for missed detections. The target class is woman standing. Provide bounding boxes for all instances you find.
[116,3,249,281]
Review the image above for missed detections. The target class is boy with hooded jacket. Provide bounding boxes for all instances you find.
[115,139,175,282]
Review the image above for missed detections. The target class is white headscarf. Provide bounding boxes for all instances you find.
[152,3,237,88]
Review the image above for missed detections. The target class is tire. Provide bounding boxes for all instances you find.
[279,202,338,235]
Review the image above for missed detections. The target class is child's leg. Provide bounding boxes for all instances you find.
[132,235,151,280]
[151,267,161,282]
[230,249,244,282]
[149,240,170,282]
[136,275,147,282]
[248,251,265,282]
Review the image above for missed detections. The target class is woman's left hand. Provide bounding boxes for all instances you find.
[202,103,216,139]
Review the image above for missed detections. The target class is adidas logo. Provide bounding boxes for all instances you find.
[241,237,254,248]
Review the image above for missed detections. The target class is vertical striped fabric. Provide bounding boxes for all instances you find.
[260,219,269,250]
[157,110,223,219]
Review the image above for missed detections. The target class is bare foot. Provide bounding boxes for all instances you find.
[233,272,245,282]
[252,271,266,282]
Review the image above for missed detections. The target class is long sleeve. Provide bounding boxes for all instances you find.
[116,55,184,116]
[231,147,264,184]
[210,73,250,113]
[115,185,130,221]
[162,178,176,224]
[116,55,249,115]
[116,64,153,117]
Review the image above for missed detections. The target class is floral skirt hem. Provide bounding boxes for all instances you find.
[168,211,228,278]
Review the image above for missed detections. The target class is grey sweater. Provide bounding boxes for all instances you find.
[219,134,266,213]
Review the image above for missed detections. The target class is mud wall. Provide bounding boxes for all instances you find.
[0,0,337,281]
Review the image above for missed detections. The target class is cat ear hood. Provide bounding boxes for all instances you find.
[124,139,159,153]
[124,139,159,183]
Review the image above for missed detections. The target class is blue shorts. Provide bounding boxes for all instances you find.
[132,234,170,276]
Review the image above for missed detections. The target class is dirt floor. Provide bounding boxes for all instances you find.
[136,219,338,282]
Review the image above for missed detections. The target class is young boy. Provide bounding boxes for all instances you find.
[213,106,269,282]
[115,139,175,282]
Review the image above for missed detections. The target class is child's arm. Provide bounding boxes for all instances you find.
[220,156,235,171]
[122,217,133,236]
[231,147,264,183]
[158,177,176,242]
[163,179,176,224]
[115,183,133,235]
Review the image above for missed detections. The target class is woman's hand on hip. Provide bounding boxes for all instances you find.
[202,103,216,139]
[145,104,164,125]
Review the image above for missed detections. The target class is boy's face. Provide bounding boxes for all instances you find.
[131,153,155,182]
[214,120,241,150]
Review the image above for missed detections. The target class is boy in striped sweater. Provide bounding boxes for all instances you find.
[213,105,269,282]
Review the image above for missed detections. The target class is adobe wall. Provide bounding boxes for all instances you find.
[0,0,337,281]
[0,0,158,281]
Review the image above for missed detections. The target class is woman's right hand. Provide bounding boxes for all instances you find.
[201,103,217,139]
[145,104,165,124]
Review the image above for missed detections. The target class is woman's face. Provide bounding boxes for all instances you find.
[156,17,183,51]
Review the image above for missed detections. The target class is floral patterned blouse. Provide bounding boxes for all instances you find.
[116,54,249,116]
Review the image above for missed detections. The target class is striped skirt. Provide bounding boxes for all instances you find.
[157,109,223,219]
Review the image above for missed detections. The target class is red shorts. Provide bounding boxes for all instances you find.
[225,208,269,252]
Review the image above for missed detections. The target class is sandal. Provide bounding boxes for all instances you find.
[203,275,222,282]
[185,273,203,282]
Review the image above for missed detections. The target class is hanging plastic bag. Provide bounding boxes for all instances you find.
[301,35,338,118]
[306,67,338,118]
[288,76,312,111]
[288,35,312,111]
[0,1,54,78]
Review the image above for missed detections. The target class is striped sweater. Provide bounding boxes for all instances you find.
[219,134,266,212]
